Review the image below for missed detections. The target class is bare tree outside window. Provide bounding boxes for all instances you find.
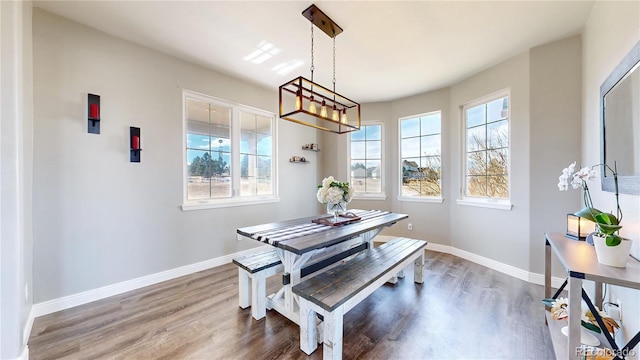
[464,95,509,199]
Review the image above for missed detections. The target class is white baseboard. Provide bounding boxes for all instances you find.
[31,245,270,319]
[23,307,35,345]
[425,242,565,289]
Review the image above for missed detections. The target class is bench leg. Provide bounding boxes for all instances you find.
[299,298,319,355]
[323,306,344,360]
[238,269,251,309]
[251,271,267,320]
[414,252,425,284]
[397,269,405,278]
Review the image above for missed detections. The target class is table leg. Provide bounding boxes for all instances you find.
[568,276,582,360]
[299,298,318,355]
[414,252,425,284]
[545,241,551,300]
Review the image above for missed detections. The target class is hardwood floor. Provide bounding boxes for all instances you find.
[29,251,555,359]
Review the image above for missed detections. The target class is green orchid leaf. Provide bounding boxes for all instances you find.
[594,212,619,225]
[574,207,602,222]
[596,223,622,235]
[605,234,622,246]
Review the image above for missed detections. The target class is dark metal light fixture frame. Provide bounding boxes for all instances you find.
[278,4,361,134]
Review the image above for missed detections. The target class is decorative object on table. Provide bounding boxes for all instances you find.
[558,161,632,267]
[278,4,360,134]
[130,127,141,163]
[566,213,596,240]
[545,297,623,347]
[87,93,100,134]
[312,212,361,226]
[317,176,353,222]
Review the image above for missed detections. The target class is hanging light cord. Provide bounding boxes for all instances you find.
[310,23,315,85]
[332,35,336,96]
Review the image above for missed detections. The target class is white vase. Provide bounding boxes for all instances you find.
[592,235,632,268]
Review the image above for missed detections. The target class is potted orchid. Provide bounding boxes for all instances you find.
[317,176,353,221]
[558,162,632,267]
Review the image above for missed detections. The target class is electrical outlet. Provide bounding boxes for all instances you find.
[607,300,622,321]
[616,299,622,321]
[408,223,413,231]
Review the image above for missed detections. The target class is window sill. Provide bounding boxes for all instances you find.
[456,199,513,210]
[181,197,280,211]
[352,194,387,201]
[397,196,444,204]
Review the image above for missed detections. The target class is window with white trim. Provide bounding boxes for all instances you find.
[183,90,277,209]
[462,91,510,200]
[399,112,442,199]
[348,123,384,197]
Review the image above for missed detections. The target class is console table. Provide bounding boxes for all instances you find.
[544,232,640,360]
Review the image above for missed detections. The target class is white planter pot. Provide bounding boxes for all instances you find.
[592,235,632,268]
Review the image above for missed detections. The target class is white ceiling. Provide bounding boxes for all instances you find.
[34,0,595,103]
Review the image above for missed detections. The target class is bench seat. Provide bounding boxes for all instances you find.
[292,237,427,360]
[232,247,283,320]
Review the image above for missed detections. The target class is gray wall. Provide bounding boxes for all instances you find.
[32,8,320,303]
[582,0,640,350]
[448,51,532,268]
[529,36,583,274]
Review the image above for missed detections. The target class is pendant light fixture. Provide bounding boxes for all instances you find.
[278,4,361,134]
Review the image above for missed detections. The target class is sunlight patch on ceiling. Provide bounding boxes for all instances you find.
[243,41,281,64]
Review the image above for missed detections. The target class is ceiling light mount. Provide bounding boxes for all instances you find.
[302,4,343,38]
[279,4,360,134]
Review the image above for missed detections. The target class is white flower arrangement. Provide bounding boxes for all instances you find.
[558,161,623,246]
[316,176,353,204]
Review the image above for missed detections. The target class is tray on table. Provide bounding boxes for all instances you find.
[312,212,362,226]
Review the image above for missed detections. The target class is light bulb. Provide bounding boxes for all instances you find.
[320,99,327,118]
[308,96,317,114]
[340,109,348,124]
[332,105,339,122]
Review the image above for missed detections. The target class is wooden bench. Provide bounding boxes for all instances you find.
[232,247,283,320]
[292,237,427,360]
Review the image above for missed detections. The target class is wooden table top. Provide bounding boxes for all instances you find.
[546,232,640,289]
[237,209,408,255]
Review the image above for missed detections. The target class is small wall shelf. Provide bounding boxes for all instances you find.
[290,159,310,164]
[302,143,320,152]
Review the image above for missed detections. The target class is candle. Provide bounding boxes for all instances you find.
[89,103,99,119]
[132,135,140,149]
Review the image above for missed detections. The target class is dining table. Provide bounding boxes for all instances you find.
[236,209,408,325]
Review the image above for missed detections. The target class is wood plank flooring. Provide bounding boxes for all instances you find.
[29,251,555,359]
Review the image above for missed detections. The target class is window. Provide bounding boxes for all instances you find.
[348,123,384,198]
[462,90,510,203]
[183,90,277,210]
[399,112,442,200]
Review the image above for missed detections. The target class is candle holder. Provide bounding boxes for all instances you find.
[88,93,100,134]
[566,213,595,240]
[130,127,141,162]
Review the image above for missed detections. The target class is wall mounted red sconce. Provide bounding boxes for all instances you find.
[130,127,141,162]
[88,93,100,134]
